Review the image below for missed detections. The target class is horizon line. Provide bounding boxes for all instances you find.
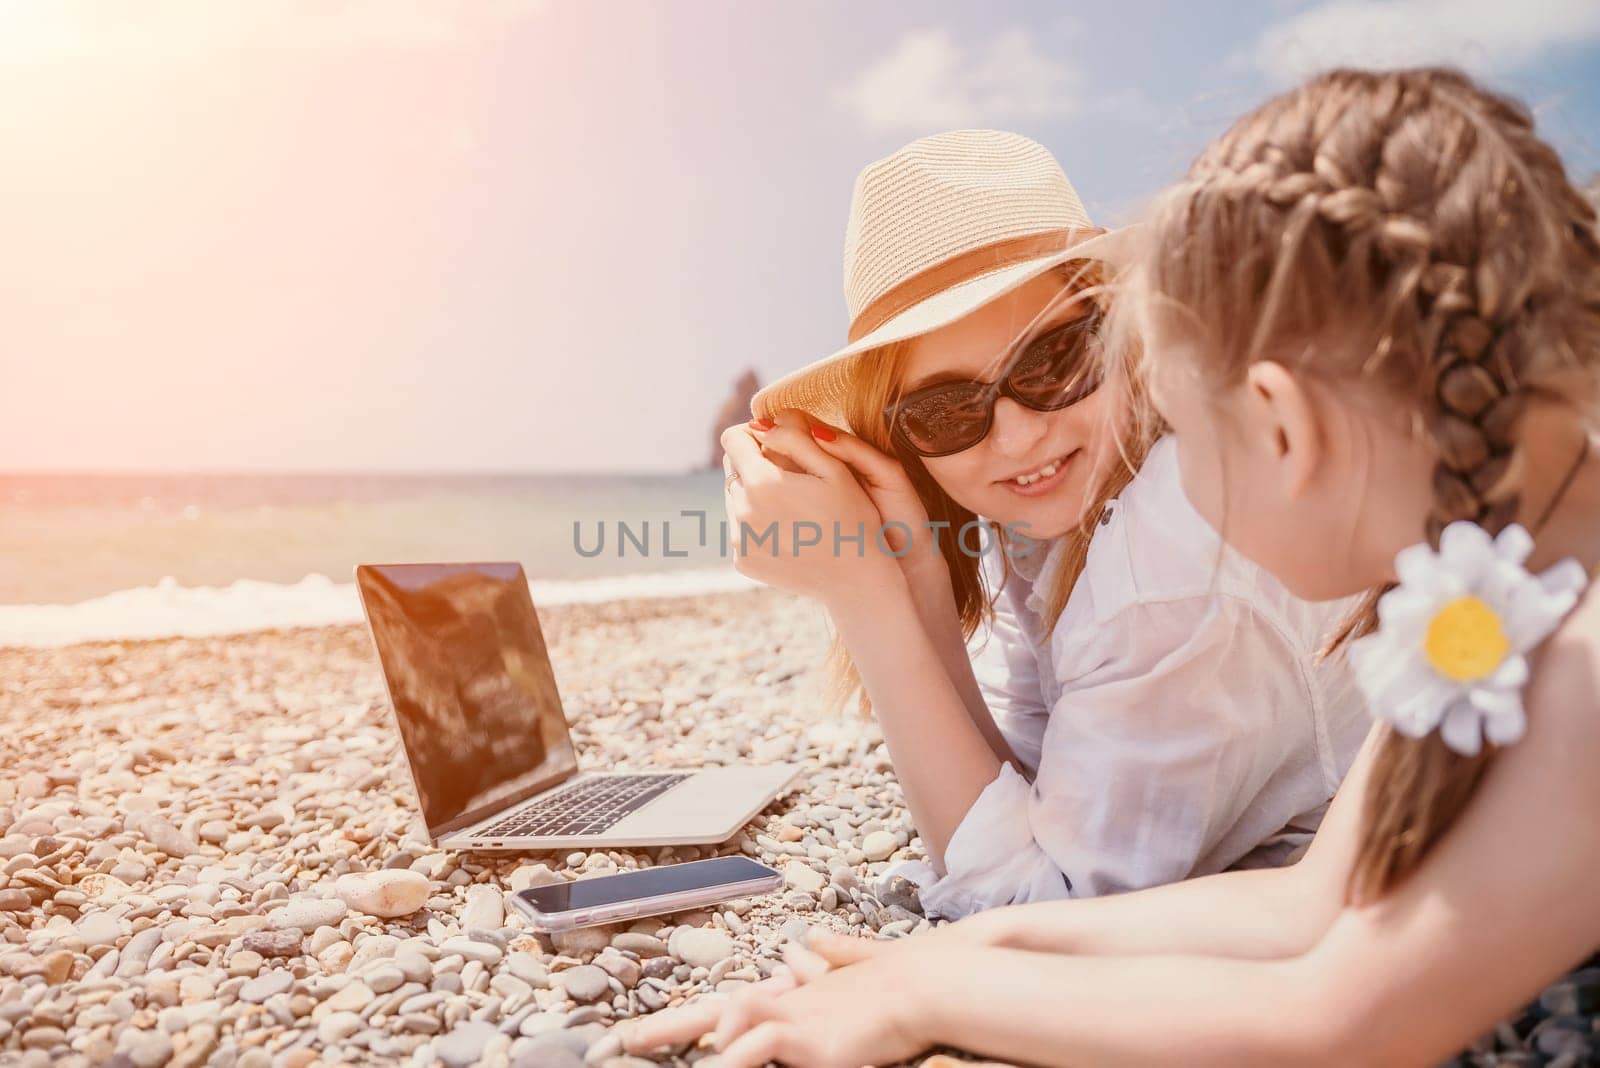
[0,464,719,480]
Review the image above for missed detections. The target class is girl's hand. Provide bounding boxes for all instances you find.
[721,416,904,611]
[772,920,1006,976]
[623,943,938,1068]
[621,966,802,1057]
[620,925,997,1060]
[754,410,953,592]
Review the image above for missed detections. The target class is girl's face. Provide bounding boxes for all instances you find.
[897,273,1120,540]
[1144,324,1435,602]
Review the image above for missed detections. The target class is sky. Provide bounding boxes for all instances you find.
[3,0,1599,474]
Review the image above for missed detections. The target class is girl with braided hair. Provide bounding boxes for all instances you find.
[627,66,1600,1068]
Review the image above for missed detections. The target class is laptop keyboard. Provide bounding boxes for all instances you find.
[479,773,693,839]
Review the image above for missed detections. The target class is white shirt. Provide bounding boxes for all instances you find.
[895,437,1370,918]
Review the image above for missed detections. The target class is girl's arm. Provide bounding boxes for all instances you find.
[633,623,1600,1067]
[727,617,1600,1068]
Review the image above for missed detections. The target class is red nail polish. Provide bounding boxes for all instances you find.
[749,417,773,431]
[810,424,837,442]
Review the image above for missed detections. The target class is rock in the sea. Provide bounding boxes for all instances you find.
[708,367,762,469]
[335,869,430,918]
[667,927,735,969]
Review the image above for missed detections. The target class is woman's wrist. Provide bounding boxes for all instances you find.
[899,543,953,596]
[822,556,914,620]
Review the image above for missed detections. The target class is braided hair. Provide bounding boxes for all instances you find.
[1137,68,1600,900]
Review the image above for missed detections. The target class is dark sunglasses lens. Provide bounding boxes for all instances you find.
[896,384,991,455]
[1009,322,1104,409]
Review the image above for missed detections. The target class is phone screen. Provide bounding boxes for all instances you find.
[517,856,773,914]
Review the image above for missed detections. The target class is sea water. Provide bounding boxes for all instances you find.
[0,470,751,647]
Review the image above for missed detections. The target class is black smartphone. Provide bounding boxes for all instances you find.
[507,856,783,932]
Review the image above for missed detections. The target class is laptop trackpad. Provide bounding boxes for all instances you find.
[603,766,796,842]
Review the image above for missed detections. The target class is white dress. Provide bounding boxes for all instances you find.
[894,436,1371,918]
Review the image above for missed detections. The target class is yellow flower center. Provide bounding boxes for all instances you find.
[1423,595,1510,682]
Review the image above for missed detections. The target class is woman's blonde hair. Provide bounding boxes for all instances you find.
[1134,68,1600,902]
[826,260,1156,711]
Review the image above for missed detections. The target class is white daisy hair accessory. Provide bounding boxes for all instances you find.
[1347,521,1590,757]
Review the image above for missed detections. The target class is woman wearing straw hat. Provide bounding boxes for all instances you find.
[720,130,1368,917]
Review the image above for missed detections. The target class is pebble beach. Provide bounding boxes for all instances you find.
[0,589,963,1068]
[3,585,1594,1068]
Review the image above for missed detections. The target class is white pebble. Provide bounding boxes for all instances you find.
[861,830,898,863]
[667,927,735,969]
[335,870,430,918]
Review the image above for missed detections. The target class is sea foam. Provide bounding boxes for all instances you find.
[0,568,759,649]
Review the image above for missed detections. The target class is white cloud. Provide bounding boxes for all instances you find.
[834,26,1078,133]
[0,0,544,63]
[1250,0,1600,83]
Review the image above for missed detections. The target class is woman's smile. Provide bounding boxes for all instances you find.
[995,448,1080,497]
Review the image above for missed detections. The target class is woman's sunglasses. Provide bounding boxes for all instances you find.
[884,306,1105,458]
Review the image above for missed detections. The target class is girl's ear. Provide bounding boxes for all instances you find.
[1244,360,1322,498]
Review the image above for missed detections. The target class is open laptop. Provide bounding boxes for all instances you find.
[355,562,799,850]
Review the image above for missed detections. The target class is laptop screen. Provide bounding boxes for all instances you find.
[356,562,578,837]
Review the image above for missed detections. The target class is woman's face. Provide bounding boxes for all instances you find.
[898,272,1119,540]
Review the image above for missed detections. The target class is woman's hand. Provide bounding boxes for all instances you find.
[755,410,951,584]
[721,414,905,611]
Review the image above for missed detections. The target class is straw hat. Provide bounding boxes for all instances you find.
[751,129,1126,426]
